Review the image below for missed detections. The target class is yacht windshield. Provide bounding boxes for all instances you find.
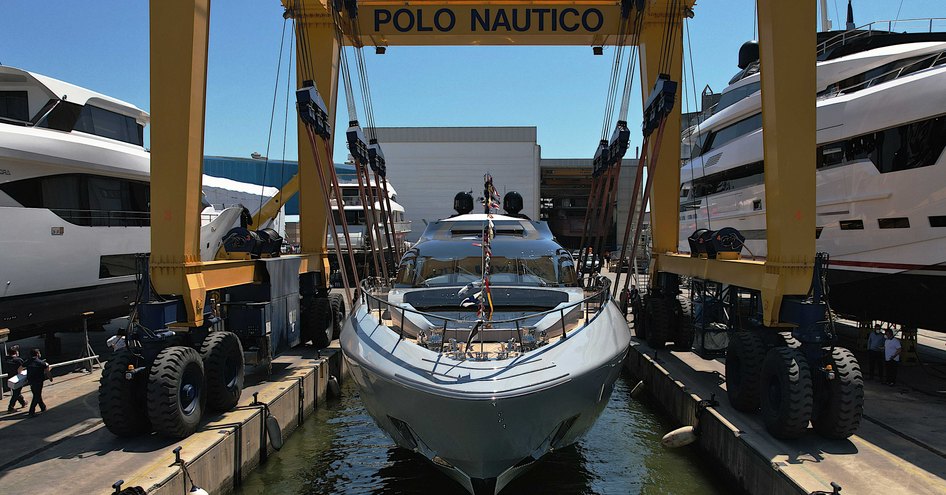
[396,255,578,288]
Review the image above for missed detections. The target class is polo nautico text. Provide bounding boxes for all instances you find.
[373,8,606,33]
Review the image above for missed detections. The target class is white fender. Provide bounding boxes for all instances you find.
[661,425,697,448]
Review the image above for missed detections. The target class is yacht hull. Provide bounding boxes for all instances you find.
[340,299,630,494]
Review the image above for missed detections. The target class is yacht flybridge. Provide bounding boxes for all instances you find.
[679,19,946,331]
[340,191,630,494]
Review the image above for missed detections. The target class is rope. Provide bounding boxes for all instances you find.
[256,16,290,218]
[276,21,295,234]
[685,17,712,230]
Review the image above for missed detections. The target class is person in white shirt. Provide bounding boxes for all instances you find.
[866,325,886,381]
[884,328,902,386]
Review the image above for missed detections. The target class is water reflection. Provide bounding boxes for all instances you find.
[238,373,730,495]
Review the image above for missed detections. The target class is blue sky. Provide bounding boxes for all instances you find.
[1,1,941,163]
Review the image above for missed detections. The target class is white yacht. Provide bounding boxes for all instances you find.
[341,208,630,494]
[678,21,946,331]
[0,66,274,340]
[327,174,411,253]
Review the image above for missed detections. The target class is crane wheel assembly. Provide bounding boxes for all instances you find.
[99,350,151,437]
[200,331,245,412]
[673,295,694,351]
[147,346,207,439]
[725,332,765,413]
[812,346,865,439]
[760,346,814,440]
[329,293,346,339]
[301,295,334,348]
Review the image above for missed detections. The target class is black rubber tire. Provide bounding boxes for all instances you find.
[301,295,333,348]
[725,332,766,412]
[812,347,864,439]
[760,347,813,439]
[99,350,150,437]
[643,295,673,349]
[147,346,206,438]
[329,293,345,339]
[200,332,244,412]
[674,296,694,351]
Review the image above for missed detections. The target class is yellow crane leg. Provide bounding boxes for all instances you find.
[149,0,213,326]
[643,1,815,326]
[756,0,817,322]
[291,0,341,278]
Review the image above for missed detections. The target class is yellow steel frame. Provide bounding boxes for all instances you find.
[150,0,812,328]
[653,0,815,326]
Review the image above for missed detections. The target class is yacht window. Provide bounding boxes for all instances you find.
[878,217,910,229]
[700,113,762,156]
[929,216,946,228]
[100,254,138,278]
[407,255,572,288]
[839,220,864,230]
[73,105,144,146]
[395,255,417,287]
[714,81,760,114]
[816,114,946,173]
[0,174,149,226]
[37,100,83,132]
[0,91,29,122]
[817,144,845,168]
[679,186,690,198]
[332,210,362,225]
[690,161,764,198]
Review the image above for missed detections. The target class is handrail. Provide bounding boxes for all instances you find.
[819,50,945,98]
[817,18,946,55]
[359,276,612,328]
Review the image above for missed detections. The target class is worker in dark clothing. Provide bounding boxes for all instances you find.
[25,348,52,417]
[866,325,885,381]
[4,345,27,412]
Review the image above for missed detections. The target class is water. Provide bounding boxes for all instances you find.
[237,373,732,495]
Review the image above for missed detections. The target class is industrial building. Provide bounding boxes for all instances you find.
[202,127,641,248]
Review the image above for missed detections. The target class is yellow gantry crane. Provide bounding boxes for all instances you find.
[118,0,853,443]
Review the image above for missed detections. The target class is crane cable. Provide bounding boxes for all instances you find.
[329,5,390,282]
[292,1,361,307]
[613,2,683,298]
[578,4,644,285]
[348,14,401,265]
[255,16,289,221]
[592,9,645,282]
[685,17,713,231]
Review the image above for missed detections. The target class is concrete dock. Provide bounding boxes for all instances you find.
[0,344,343,495]
[625,330,946,495]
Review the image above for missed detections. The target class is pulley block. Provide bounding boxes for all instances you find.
[642,74,678,138]
[608,120,631,163]
[368,138,386,176]
[346,121,370,165]
[296,81,331,139]
[592,139,611,177]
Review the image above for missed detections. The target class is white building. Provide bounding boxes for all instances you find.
[369,126,641,248]
[372,127,541,241]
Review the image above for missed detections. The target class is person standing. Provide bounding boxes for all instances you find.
[4,345,27,412]
[24,348,51,417]
[866,325,886,381]
[884,329,902,386]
